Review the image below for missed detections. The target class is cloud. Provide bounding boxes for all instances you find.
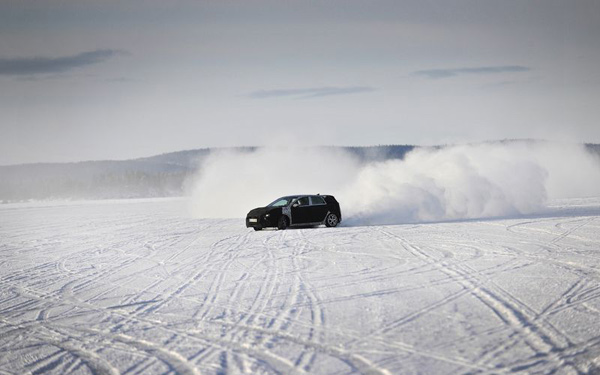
[0,49,123,76]
[413,65,531,79]
[247,86,375,99]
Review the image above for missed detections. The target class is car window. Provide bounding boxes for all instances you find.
[268,197,292,207]
[310,196,326,205]
[297,197,309,206]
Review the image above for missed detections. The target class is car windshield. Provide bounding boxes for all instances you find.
[267,197,294,207]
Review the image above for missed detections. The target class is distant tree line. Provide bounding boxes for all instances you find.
[0,170,189,202]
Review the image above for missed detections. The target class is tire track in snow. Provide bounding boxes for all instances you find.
[375,227,578,373]
[456,262,575,372]
[551,218,597,244]
[286,231,325,373]
[8,219,192,324]
[91,329,200,375]
[3,200,600,374]
[284,229,393,375]
[119,222,235,314]
[2,286,206,375]
[0,208,218,374]
[24,349,67,375]
[109,229,255,372]
[172,229,302,374]
[431,231,598,375]
[110,222,221,314]
[0,318,120,375]
[194,231,282,373]
[234,233,294,365]
[3,240,214,374]
[256,228,505,373]
[506,217,598,250]
[545,283,600,317]
[202,229,324,373]
[190,231,254,320]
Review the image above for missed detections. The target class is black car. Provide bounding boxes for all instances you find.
[246,194,341,231]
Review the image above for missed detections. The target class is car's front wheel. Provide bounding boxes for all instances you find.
[277,216,288,230]
[325,213,339,227]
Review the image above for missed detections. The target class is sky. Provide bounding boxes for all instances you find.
[1,0,599,165]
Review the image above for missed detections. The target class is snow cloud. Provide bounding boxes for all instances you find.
[187,147,360,218]
[187,142,600,225]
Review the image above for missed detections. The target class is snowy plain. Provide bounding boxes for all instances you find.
[1,197,600,375]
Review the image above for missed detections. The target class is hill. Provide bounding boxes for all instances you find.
[0,145,414,202]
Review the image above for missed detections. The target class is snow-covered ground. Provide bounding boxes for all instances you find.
[1,198,600,375]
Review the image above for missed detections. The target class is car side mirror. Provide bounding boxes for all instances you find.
[292,203,299,208]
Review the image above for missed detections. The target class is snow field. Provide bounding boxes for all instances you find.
[1,198,600,374]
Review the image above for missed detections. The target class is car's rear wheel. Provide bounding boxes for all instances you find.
[253,227,262,231]
[277,216,288,230]
[325,213,339,227]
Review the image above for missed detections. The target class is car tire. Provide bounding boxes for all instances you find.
[253,227,262,231]
[325,213,339,227]
[277,216,288,230]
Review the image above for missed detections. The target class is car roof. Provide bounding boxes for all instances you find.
[278,194,328,199]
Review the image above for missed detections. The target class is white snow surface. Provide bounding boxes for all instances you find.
[1,197,600,375]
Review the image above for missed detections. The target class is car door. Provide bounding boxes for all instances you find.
[290,196,311,224]
[309,195,329,222]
